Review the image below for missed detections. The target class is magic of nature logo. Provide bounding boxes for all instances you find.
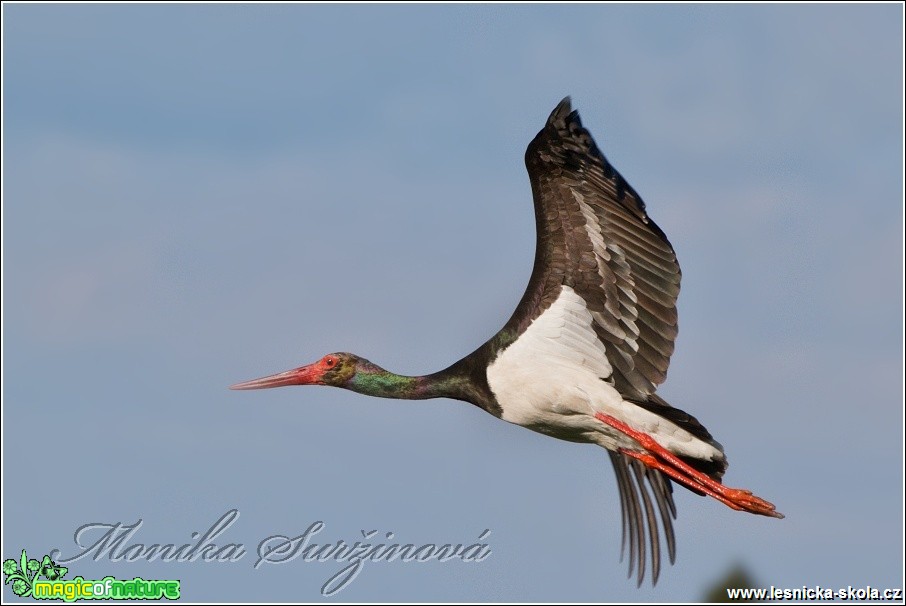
[3,549,179,602]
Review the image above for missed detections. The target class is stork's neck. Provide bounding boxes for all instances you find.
[346,359,490,408]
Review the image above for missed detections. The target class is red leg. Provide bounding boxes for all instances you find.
[595,412,784,519]
[619,449,747,512]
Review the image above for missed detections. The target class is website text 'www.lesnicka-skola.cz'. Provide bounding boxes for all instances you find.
[727,585,903,601]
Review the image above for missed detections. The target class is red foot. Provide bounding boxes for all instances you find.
[595,412,784,519]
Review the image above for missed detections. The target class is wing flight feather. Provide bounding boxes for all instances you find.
[523,97,682,399]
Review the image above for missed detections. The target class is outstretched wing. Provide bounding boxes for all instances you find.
[512,97,684,585]
[520,97,681,401]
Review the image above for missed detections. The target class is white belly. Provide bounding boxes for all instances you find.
[486,286,720,461]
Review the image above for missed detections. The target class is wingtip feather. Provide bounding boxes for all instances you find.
[549,96,574,124]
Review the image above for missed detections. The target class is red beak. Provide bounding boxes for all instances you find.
[229,363,322,390]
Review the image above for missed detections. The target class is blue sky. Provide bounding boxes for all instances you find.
[3,3,903,602]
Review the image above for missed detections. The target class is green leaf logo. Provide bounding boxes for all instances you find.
[3,549,69,598]
[39,556,67,581]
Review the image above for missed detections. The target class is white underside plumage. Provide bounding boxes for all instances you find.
[486,286,721,462]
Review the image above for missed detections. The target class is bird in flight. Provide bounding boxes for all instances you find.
[231,97,783,585]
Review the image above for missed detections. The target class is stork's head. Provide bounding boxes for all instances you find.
[229,352,361,390]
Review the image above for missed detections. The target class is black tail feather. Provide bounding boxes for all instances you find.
[630,393,729,481]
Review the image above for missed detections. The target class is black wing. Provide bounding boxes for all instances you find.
[522,97,681,400]
[520,97,689,586]
[609,451,677,586]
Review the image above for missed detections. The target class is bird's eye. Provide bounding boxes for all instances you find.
[325,356,337,368]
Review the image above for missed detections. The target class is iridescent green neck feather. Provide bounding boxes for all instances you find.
[345,360,468,401]
[325,352,499,416]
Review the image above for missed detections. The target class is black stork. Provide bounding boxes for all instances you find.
[231,97,783,586]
